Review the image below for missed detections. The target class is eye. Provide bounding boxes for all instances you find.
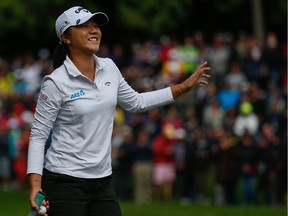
[75,24,88,29]
[89,19,99,27]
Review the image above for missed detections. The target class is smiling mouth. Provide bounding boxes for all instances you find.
[88,37,98,41]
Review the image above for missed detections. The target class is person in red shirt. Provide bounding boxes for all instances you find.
[152,123,177,200]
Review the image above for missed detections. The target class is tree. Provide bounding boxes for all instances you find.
[0,0,286,57]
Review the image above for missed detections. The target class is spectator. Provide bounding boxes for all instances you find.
[255,122,274,205]
[262,32,284,87]
[235,130,258,205]
[248,81,267,122]
[217,81,241,112]
[208,35,231,89]
[190,129,211,204]
[223,107,237,132]
[215,131,239,205]
[203,99,225,130]
[177,36,200,74]
[266,128,287,205]
[0,118,11,190]
[225,61,249,91]
[242,36,263,82]
[14,54,42,95]
[152,123,177,201]
[0,59,15,96]
[133,130,153,204]
[115,126,134,200]
[234,100,259,137]
[12,124,30,191]
[173,128,187,199]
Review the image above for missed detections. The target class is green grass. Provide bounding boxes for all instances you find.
[122,202,287,216]
[0,191,286,216]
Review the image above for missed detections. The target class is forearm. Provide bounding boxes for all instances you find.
[171,83,189,99]
[29,173,42,190]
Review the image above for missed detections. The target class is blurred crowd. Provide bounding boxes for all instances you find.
[0,31,287,207]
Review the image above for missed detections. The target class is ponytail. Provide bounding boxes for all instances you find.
[52,43,68,69]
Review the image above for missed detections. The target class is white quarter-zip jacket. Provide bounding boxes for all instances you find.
[27,55,174,178]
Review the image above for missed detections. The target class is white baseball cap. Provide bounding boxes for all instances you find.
[55,6,109,39]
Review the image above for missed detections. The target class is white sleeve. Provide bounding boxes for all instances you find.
[27,77,62,175]
[116,71,174,112]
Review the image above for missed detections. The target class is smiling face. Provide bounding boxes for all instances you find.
[61,19,102,55]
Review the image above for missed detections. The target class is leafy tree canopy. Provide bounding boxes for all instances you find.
[0,0,286,57]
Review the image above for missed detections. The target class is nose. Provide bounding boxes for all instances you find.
[89,24,99,33]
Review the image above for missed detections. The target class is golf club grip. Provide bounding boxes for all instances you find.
[28,191,46,216]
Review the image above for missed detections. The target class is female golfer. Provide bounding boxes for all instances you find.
[27,5,211,216]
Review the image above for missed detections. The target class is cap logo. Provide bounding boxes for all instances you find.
[59,20,70,34]
[75,7,89,14]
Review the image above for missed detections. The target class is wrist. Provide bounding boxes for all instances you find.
[177,84,183,95]
[178,83,188,94]
[29,173,42,188]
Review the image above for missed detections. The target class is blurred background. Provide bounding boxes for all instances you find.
[0,0,287,207]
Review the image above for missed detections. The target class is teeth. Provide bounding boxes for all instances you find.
[89,38,97,41]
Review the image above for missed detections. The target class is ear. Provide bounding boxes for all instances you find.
[60,34,70,44]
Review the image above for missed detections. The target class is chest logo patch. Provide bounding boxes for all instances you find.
[70,89,85,99]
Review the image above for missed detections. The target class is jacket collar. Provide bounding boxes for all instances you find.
[63,55,108,77]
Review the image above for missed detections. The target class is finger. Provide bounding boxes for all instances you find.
[202,74,211,78]
[197,61,208,69]
[198,80,208,85]
[29,196,36,208]
[42,200,48,206]
[201,67,211,72]
[42,201,49,211]
[31,201,39,210]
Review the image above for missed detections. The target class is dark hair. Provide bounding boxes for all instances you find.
[52,43,68,69]
[52,29,70,69]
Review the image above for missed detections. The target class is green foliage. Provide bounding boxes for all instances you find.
[265,0,287,27]
[0,0,286,57]
[116,0,187,35]
[215,0,245,13]
[0,0,27,34]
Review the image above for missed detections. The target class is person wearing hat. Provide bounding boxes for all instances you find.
[27,6,211,216]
